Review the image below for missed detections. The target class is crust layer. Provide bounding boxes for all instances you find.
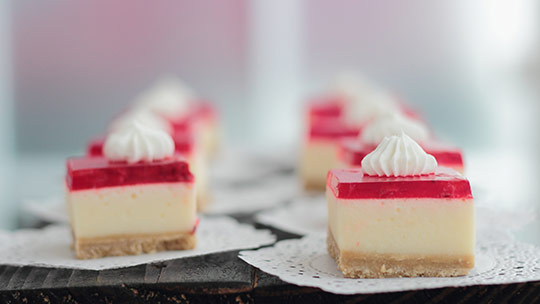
[74,231,196,259]
[327,230,473,278]
[303,178,327,191]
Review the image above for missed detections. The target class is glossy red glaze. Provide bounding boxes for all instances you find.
[307,97,344,120]
[86,129,194,157]
[309,118,360,140]
[66,155,194,191]
[327,167,472,199]
[171,101,216,132]
[339,139,464,168]
[190,217,200,234]
[87,137,105,157]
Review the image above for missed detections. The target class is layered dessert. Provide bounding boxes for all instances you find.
[135,76,219,158]
[339,114,465,173]
[306,96,344,126]
[67,122,197,259]
[300,118,360,190]
[300,73,429,190]
[88,110,211,211]
[304,72,383,128]
[327,133,475,278]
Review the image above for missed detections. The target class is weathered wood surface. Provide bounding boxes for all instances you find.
[0,220,539,303]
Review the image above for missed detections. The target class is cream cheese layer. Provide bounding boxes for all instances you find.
[300,139,342,183]
[327,189,474,256]
[68,183,196,238]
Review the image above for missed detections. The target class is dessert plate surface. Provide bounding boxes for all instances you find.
[0,216,275,270]
[240,229,540,294]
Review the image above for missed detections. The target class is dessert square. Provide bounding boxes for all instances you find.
[299,118,359,190]
[306,97,344,124]
[326,167,475,278]
[66,156,197,259]
[86,128,211,211]
[133,77,220,159]
[339,139,465,174]
[169,101,220,159]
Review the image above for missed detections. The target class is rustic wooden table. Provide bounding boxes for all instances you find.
[6,154,540,303]
[1,215,540,304]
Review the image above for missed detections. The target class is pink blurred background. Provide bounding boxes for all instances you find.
[0,0,539,228]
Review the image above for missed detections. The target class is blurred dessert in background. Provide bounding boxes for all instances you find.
[66,122,198,259]
[85,76,217,211]
[300,117,359,190]
[134,76,220,159]
[338,113,465,173]
[300,72,416,190]
[86,126,210,211]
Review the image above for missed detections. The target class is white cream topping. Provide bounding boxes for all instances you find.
[332,71,383,101]
[334,73,399,125]
[332,71,400,125]
[344,90,400,126]
[103,120,175,163]
[361,113,430,146]
[361,132,437,177]
[109,110,172,134]
[135,76,195,118]
[333,71,372,100]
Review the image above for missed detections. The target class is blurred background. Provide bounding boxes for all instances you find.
[0,0,539,228]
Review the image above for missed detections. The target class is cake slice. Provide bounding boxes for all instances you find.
[306,97,344,125]
[178,102,219,159]
[299,118,359,190]
[87,126,210,211]
[339,139,465,174]
[327,133,474,278]
[134,76,220,158]
[339,113,465,173]
[67,122,197,259]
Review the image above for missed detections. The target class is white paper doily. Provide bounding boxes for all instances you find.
[23,197,69,224]
[239,229,540,295]
[0,216,275,270]
[210,146,296,186]
[255,195,327,236]
[206,174,300,214]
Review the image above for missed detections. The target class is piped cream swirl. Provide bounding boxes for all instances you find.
[135,76,195,118]
[341,84,400,126]
[361,132,437,177]
[361,113,430,146]
[109,110,172,134]
[103,120,175,163]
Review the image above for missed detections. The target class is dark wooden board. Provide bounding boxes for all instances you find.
[1,218,539,303]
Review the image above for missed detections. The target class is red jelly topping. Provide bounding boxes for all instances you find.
[171,101,216,132]
[308,97,344,120]
[309,118,360,140]
[67,155,194,191]
[87,130,194,157]
[340,139,463,167]
[87,137,105,157]
[172,129,196,154]
[190,217,200,234]
[327,167,472,199]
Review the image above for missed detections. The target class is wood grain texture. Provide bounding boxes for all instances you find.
[0,214,539,303]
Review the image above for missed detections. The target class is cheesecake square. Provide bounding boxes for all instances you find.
[86,128,210,211]
[300,118,359,190]
[326,168,475,278]
[66,155,197,259]
[339,139,465,174]
[168,101,219,159]
[306,97,344,124]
